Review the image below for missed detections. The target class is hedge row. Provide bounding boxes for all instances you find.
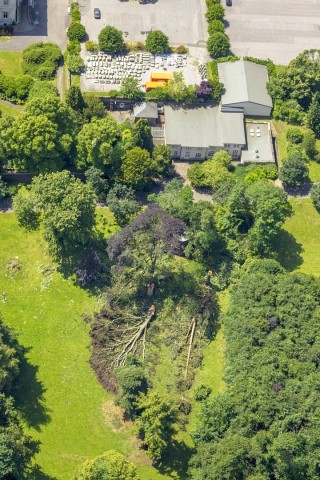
[205,0,230,58]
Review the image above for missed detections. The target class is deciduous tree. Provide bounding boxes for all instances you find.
[98,26,124,53]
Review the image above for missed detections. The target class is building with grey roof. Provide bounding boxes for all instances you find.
[133,102,158,122]
[164,105,246,161]
[218,59,273,117]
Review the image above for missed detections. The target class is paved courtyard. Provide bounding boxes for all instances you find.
[225,0,320,65]
[79,0,208,47]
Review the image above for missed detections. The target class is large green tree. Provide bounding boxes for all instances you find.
[76,116,120,170]
[207,33,230,58]
[73,450,139,480]
[14,171,96,260]
[5,113,68,173]
[279,153,309,186]
[119,77,145,100]
[307,92,320,138]
[98,26,124,53]
[120,147,154,188]
[145,30,169,54]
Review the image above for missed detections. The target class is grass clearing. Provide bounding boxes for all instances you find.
[0,51,22,75]
[0,101,22,117]
[273,198,320,276]
[0,213,172,480]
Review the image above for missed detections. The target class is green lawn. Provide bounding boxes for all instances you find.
[0,213,171,480]
[0,101,22,117]
[0,51,22,75]
[273,198,320,276]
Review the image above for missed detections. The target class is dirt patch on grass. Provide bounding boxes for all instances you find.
[102,400,132,432]
[128,438,153,467]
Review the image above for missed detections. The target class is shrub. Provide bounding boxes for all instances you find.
[207,32,230,58]
[311,183,320,211]
[71,9,81,21]
[66,40,81,55]
[286,127,304,144]
[206,3,225,22]
[272,99,305,125]
[187,163,207,188]
[206,0,222,5]
[194,385,212,402]
[98,25,124,53]
[208,19,225,35]
[174,45,189,54]
[67,22,86,42]
[303,130,318,159]
[145,30,170,54]
[66,54,84,74]
[85,40,98,52]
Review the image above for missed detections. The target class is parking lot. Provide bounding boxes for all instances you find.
[225,0,320,65]
[79,0,208,47]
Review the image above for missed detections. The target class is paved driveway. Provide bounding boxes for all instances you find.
[0,0,69,51]
[80,0,208,47]
[225,0,320,65]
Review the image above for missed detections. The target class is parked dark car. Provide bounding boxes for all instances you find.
[94,8,101,19]
[226,0,232,5]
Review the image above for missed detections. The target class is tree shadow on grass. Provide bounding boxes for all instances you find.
[271,229,304,272]
[12,354,51,431]
[27,464,58,480]
[158,440,195,479]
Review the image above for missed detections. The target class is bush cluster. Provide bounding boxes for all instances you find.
[22,42,62,80]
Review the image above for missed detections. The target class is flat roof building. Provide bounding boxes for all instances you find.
[241,122,275,164]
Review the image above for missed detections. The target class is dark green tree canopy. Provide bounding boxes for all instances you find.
[191,261,320,480]
[279,153,310,186]
[145,30,170,54]
[98,26,125,53]
[106,183,141,226]
[307,92,320,138]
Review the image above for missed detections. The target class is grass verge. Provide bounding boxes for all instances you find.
[0,51,22,75]
[273,198,320,276]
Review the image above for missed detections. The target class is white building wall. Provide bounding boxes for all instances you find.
[0,0,17,25]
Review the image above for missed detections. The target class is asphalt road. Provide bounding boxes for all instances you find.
[224,0,320,65]
[80,0,208,47]
[0,0,69,51]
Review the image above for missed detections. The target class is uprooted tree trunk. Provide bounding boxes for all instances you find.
[184,317,197,378]
[113,305,156,368]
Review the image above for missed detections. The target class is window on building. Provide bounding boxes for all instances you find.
[233,150,238,155]
[3,11,8,18]
[3,0,8,5]
[195,153,202,158]
[173,151,179,157]
[185,152,190,157]
[186,147,191,151]
[225,144,230,147]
